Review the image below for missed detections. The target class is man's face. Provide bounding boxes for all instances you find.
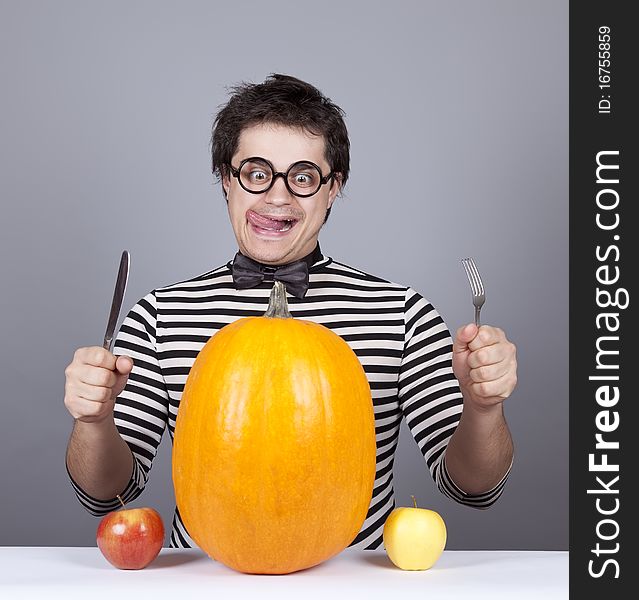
[222,123,340,266]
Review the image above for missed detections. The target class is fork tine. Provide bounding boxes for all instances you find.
[461,259,472,289]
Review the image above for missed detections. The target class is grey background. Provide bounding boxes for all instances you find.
[0,1,568,549]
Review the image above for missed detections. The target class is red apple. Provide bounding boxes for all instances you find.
[96,496,165,569]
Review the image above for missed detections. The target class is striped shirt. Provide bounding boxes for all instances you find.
[68,253,509,549]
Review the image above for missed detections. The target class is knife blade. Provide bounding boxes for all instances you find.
[102,250,130,351]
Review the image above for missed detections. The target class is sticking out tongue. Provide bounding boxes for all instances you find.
[247,210,295,231]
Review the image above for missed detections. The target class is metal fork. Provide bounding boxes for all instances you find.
[461,257,486,326]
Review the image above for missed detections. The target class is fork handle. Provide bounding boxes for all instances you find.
[474,307,481,327]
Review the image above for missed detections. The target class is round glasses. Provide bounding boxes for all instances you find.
[228,157,334,198]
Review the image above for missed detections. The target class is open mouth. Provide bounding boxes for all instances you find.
[246,210,299,234]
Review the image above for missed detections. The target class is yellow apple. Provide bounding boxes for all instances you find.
[383,496,447,570]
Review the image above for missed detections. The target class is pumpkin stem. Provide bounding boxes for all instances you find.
[264,281,292,319]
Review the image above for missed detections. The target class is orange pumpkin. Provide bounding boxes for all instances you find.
[172,281,376,574]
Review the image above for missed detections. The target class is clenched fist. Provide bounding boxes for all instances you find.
[64,347,133,423]
[452,324,517,410]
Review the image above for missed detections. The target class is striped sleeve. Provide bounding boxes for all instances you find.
[66,459,146,516]
[68,291,170,515]
[398,288,508,508]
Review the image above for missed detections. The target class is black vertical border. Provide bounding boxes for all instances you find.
[570,1,637,596]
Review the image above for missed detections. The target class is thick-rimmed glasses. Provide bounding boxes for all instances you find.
[228,157,334,198]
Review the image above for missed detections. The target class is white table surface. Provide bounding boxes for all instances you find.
[0,546,568,600]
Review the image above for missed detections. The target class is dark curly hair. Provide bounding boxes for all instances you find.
[211,74,350,208]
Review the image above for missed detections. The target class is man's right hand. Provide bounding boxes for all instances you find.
[64,347,133,423]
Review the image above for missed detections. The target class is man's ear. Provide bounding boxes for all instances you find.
[221,168,230,199]
[327,173,342,209]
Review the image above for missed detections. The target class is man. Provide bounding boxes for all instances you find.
[64,74,516,549]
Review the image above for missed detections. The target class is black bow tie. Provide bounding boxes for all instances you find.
[230,246,322,299]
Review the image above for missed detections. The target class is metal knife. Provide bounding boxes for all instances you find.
[103,250,130,351]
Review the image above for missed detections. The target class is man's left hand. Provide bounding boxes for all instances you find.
[452,324,517,410]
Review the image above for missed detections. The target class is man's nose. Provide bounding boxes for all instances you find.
[264,174,293,205]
